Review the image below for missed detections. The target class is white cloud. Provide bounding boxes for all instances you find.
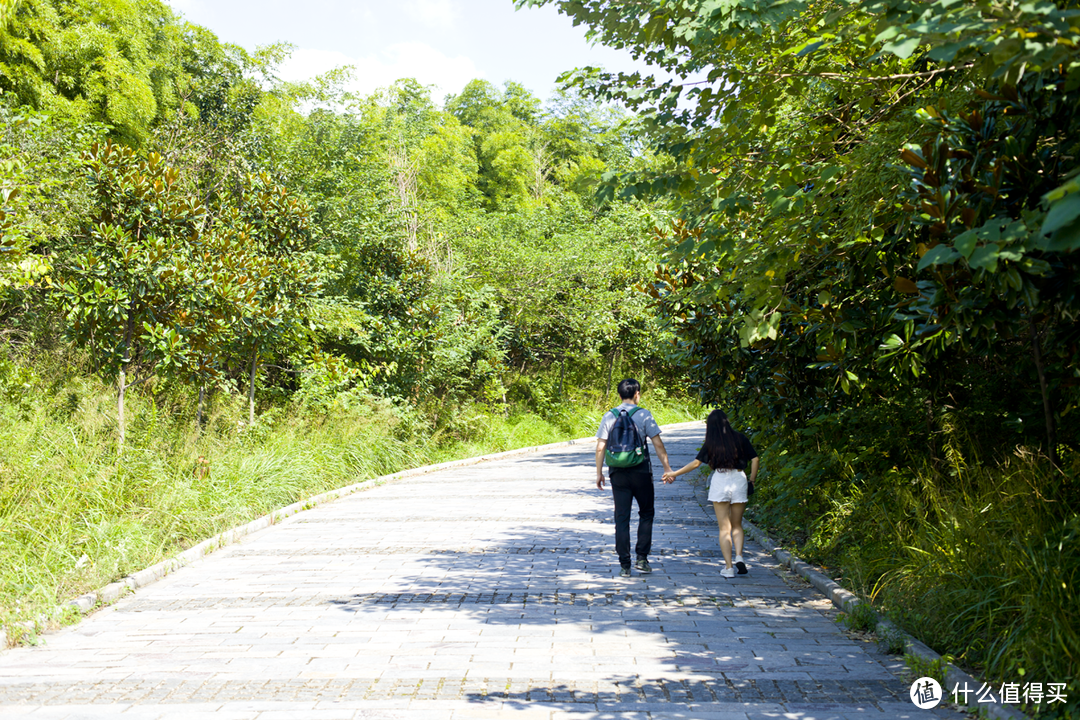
[405,0,458,29]
[278,44,480,99]
[167,0,197,14]
[277,48,356,82]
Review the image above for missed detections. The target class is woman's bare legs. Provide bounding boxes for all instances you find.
[730,502,746,559]
[712,501,733,568]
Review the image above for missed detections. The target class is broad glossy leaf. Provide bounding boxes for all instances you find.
[1044,221,1080,253]
[1041,192,1080,234]
[968,243,1000,272]
[917,245,960,271]
[953,229,978,258]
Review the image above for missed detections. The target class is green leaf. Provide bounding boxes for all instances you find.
[953,229,978,259]
[1043,179,1080,203]
[969,243,1000,271]
[792,40,824,57]
[1041,192,1080,234]
[820,165,843,181]
[917,245,960,271]
[926,41,968,63]
[1044,222,1080,253]
[874,26,900,43]
[880,333,904,350]
[884,36,921,60]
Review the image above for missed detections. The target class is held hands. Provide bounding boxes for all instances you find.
[599,468,678,487]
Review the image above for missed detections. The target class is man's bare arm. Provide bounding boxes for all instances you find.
[651,435,673,475]
[595,439,607,489]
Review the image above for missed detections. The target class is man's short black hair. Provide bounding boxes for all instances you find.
[617,378,641,400]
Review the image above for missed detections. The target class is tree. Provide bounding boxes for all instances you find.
[55,141,205,446]
[215,173,319,424]
[522,0,1080,457]
[446,80,544,211]
[0,0,193,143]
[0,0,270,146]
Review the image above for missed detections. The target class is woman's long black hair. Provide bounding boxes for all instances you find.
[701,409,743,470]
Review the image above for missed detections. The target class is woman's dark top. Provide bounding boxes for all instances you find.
[696,431,758,471]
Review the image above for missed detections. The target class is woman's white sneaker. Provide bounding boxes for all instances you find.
[721,566,736,578]
[735,556,748,574]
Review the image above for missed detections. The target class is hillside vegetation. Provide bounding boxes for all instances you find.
[0,0,700,640]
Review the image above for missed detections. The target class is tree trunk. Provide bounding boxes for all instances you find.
[606,349,620,396]
[117,313,134,452]
[117,366,126,450]
[197,384,205,428]
[605,350,613,396]
[248,345,258,425]
[559,356,565,397]
[1029,318,1059,466]
[388,141,419,251]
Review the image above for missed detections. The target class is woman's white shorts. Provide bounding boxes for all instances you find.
[708,469,748,504]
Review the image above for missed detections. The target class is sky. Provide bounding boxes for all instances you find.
[165,0,661,104]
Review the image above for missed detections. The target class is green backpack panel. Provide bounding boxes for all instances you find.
[604,407,648,468]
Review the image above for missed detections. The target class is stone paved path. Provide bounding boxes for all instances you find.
[0,425,965,719]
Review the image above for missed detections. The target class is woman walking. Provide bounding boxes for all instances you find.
[663,410,759,578]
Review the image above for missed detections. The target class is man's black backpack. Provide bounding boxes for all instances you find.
[604,407,648,468]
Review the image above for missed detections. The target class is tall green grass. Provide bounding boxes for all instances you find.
[758,446,1080,717]
[865,459,1079,717]
[0,359,701,643]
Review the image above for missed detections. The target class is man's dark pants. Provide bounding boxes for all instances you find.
[609,464,654,568]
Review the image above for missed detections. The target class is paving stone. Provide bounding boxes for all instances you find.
[0,426,953,718]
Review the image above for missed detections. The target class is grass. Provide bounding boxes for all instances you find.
[753,443,1080,718]
[868,461,1080,716]
[0,358,702,643]
[839,602,877,633]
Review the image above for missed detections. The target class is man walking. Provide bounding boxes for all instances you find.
[595,378,673,577]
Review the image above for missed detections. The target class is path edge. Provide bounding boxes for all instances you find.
[742,521,1029,719]
[10,420,705,644]
[687,476,1026,720]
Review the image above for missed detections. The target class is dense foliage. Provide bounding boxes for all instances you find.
[0,0,680,423]
[0,0,699,639]
[524,0,1080,711]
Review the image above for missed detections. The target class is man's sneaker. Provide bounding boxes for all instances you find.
[735,555,748,574]
[619,566,632,578]
[634,557,652,574]
[720,566,736,579]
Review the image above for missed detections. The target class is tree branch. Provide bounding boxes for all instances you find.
[679,63,973,87]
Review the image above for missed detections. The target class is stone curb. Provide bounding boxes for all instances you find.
[744,521,1029,719]
[686,476,1027,720]
[18,419,706,639]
